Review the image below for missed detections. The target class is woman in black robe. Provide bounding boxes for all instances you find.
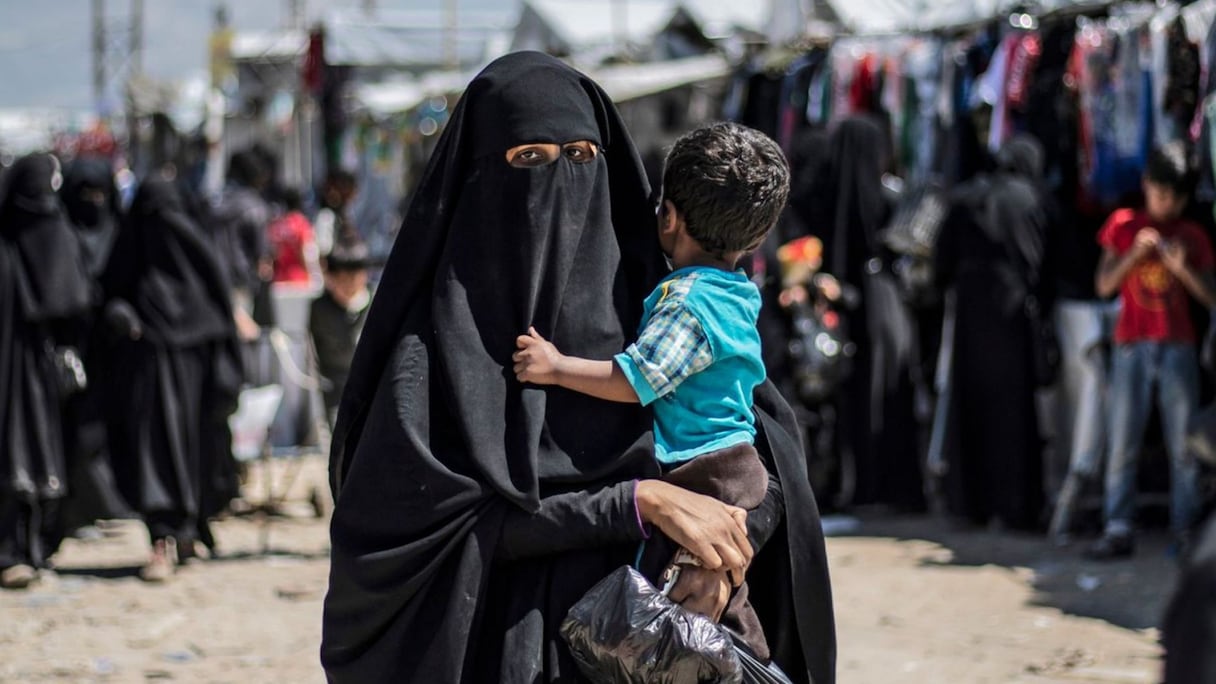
[100,173,240,580]
[322,51,836,684]
[934,135,1054,530]
[805,115,925,510]
[57,157,134,533]
[0,153,93,588]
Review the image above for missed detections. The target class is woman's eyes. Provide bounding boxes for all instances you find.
[506,142,597,167]
[563,143,597,163]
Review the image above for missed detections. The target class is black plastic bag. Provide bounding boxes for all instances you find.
[732,632,796,684]
[560,565,742,683]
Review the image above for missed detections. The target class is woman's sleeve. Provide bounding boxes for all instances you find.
[495,480,650,561]
[746,470,785,553]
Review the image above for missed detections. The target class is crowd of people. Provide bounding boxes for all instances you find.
[7,43,1216,683]
[0,147,372,588]
[756,109,1216,561]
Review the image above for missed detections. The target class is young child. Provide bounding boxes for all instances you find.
[514,121,788,468]
[1087,141,1216,560]
[309,241,372,428]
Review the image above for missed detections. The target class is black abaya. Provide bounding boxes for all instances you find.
[808,116,924,509]
[323,52,836,684]
[0,153,93,570]
[935,137,1052,530]
[100,177,240,547]
[58,156,133,531]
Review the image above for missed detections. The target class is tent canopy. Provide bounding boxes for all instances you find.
[813,0,1110,36]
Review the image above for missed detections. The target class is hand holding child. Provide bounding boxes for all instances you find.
[514,326,561,385]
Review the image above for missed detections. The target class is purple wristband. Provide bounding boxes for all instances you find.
[632,480,651,539]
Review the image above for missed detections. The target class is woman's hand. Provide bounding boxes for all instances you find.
[667,566,732,621]
[635,480,751,585]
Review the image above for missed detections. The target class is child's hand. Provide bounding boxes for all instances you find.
[513,326,562,385]
[1161,240,1189,275]
[1132,228,1162,260]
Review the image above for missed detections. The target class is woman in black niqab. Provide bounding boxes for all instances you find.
[0,152,93,584]
[323,51,836,683]
[809,116,925,510]
[100,173,240,577]
[934,134,1054,530]
[56,156,135,532]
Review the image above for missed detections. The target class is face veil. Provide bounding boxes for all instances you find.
[330,51,664,507]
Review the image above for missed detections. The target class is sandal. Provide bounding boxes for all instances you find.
[140,538,177,583]
[0,564,38,590]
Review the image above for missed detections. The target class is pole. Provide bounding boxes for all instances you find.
[287,0,304,30]
[92,0,106,117]
[612,0,627,56]
[130,0,143,77]
[128,0,144,173]
[444,0,458,70]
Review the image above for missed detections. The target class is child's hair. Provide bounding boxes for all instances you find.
[1144,141,1196,196]
[326,241,370,273]
[661,122,789,258]
[282,187,303,212]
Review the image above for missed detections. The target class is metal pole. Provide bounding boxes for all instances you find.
[92,0,106,117]
[287,0,304,30]
[128,0,144,173]
[130,0,143,77]
[612,0,627,55]
[444,0,458,70]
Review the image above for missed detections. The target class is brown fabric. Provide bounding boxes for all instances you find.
[638,442,772,661]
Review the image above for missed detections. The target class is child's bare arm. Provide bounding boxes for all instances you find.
[513,327,639,403]
[1096,229,1159,298]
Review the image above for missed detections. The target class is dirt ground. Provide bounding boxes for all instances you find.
[0,456,1177,683]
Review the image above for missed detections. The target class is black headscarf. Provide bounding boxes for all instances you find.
[329,51,663,505]
[784,127,831,243]
[0,153,92,322]
[812,115,890,280]
[60,156,120,277]
[324,52,835,684]
[100,176,234,348]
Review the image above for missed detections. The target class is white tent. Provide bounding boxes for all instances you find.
[775,0,1116,38]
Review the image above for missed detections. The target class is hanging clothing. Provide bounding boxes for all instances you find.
[934,137,1054,530]
[0,153,93,571]
[322,52,836,684]
[100,177,240,549]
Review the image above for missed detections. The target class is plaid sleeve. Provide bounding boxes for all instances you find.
[613,294,713,406]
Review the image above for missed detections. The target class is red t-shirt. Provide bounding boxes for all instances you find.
[1097,208,1215,344]
[269,211,315,284]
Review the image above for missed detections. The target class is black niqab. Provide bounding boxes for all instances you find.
[61,157,120,277]
[330,51,663,507]
[323,52,835,684]
[0,153,92,322]
[814,116,888,280]
[101,177,234,348]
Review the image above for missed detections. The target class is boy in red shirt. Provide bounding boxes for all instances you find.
[1087,142,1216,560]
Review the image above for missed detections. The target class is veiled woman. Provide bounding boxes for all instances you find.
[322,52,836,683]
[806,116,924,510]
[0,153,93,588]
[100,173,240,580]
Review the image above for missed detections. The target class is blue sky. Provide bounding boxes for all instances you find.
[0,0,508,110]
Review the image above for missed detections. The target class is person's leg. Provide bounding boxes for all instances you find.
[1157,343,1202,542]
[1089,343,1152,557]
[1050,302,1112,541]
[141,510,183,582]
[0,497,38,589]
